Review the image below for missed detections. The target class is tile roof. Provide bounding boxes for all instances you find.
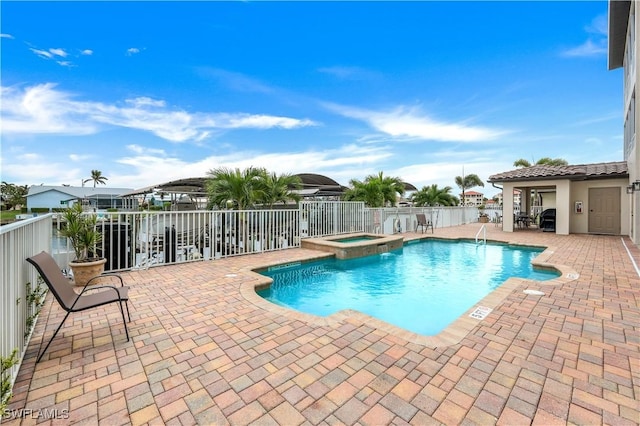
[488,161,628,183]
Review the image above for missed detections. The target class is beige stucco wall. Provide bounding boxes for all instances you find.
[569,179,630,235]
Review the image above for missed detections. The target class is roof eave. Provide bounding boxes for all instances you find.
[608,0,631,70]
[488,173,628,184]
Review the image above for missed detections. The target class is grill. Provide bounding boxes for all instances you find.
[540,208,556,232]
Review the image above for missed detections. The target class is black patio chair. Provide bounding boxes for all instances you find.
[26,251,131,363]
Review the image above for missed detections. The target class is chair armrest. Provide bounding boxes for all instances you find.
[74,285,125,305]
[78,274,126,297]
[85,273,125,287]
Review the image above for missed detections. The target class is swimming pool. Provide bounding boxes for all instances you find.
[258,239,560,335]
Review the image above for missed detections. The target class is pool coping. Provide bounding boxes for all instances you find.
[239,234,580,348]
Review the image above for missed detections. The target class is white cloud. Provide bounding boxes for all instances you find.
[29,47,75,66]
[126,97,166,108]
[1,84,97,134]
[126,144,166,155]
[318,66,380,80]
[561,39,607,57]
[49,48,68,57]
[226,114,316,129]
[561,14,608,58]
[1,153,83,185]
[69,154,92,162]
[1,83,317,142]
[81,49,93,56]
[109,143,392,188]
[126,48,141,56]
[30,48,53,59]
[325,103,506,142]
[585,14,608,36]
[1,33,14,39]
[198,67,275,94]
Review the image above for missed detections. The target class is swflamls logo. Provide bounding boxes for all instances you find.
[2,408,70,419]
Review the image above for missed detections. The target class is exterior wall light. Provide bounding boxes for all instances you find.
[626,181,640,193]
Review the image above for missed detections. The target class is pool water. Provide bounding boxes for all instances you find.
[258,239,560,335]
[333,236,381,243]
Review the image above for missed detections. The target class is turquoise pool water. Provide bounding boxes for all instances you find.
[332,236,381,243]
[258,239,560,335]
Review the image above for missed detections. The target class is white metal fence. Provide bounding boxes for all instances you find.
[1,214,52,398]
[52,209,300,272]
[299,201,365,238]
[46,204,482,272]
[364,206,480,234]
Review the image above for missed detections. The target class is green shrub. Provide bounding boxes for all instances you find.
[30,207,51,213]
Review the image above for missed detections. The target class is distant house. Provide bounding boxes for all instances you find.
[495,190,522,208]
[460,190,484,207]
[485,199,498,208]
[26,186,136,212]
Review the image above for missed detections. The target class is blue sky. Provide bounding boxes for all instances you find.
[1,1,621,197]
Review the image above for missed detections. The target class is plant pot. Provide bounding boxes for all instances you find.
[69,258,106,287]
[479,216,489,223]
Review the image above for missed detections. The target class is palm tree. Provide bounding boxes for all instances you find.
[83,170,108,187]
[258,172,303,208]
[410,184,458,207]
[343,179,385,207]
[206,166,266,210]
[513,157,568,168]
[454,174,484,206]
[343,171,405,207]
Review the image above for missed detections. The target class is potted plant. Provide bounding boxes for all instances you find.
[59,203,106,286]
[478,205,489,223]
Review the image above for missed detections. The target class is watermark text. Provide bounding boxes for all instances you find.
[2,408,69,420]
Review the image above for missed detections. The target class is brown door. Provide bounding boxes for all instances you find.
[588,187,621,234]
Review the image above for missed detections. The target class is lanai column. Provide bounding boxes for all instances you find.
[502,183,516,232]
[523,187,531,217]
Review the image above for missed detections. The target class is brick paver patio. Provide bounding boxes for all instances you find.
[5,224,640,425]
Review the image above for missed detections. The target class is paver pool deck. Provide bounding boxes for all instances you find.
[5,223,640,425]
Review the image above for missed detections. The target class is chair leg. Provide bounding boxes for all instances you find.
[118,301,130,342]
[37,311,72,363]
[125,300,131,322]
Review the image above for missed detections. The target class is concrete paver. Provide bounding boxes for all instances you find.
[5,223,640,425]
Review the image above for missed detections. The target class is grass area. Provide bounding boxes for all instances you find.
[1,210,22,223]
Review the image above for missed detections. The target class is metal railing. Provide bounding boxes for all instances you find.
[363,206,478,234]
[300,201,365,238]
[1,214,52,396]
[475,224,487,244]
[51,209,300,272]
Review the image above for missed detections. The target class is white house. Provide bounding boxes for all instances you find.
[26,185,136,212]
[495,190,521,208]
[609,1,640,245]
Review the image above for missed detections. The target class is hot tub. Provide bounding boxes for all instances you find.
[301,233,403,259]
